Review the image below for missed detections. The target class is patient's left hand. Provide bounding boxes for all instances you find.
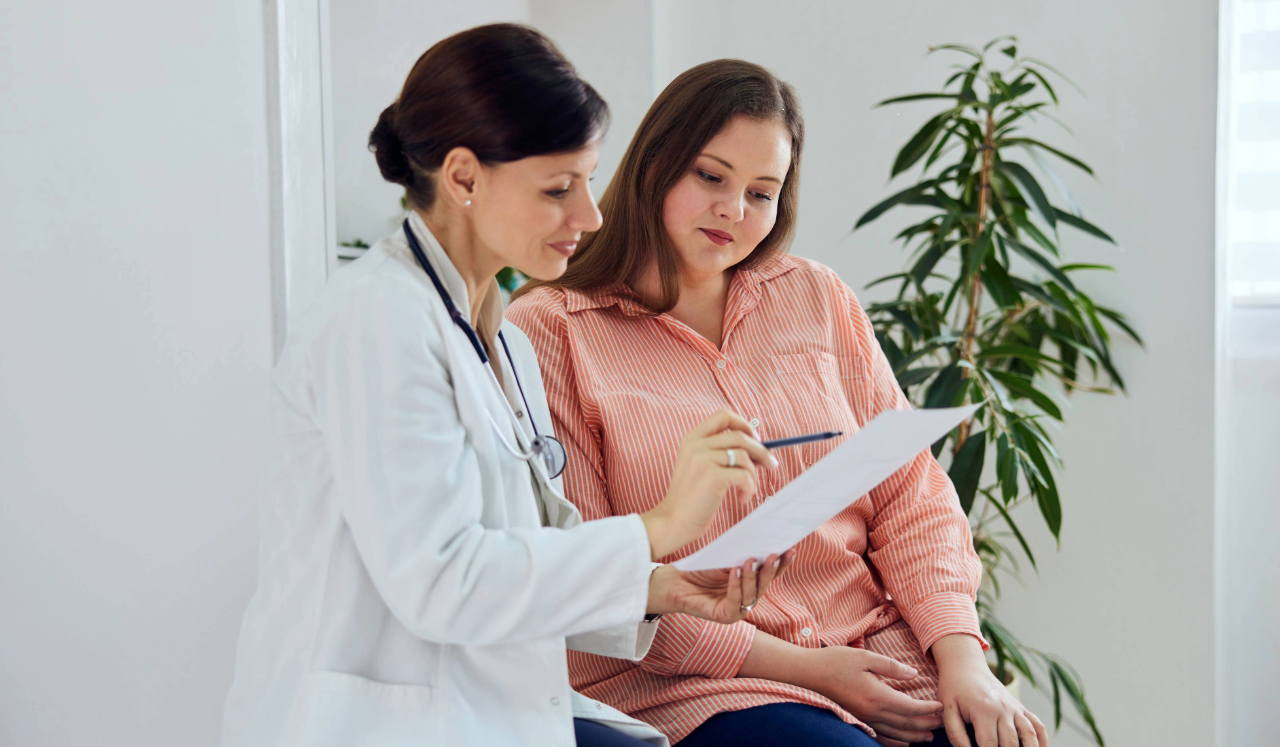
[647,550,794,624]
[932,634,1050,747]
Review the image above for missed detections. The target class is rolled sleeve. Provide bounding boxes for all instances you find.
[639,615,756,679]
[835,273,988,654]
[903,591,985,654]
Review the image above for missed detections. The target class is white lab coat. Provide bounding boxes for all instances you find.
[221,213,669,747]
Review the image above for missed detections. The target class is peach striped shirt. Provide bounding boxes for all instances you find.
[507,254,985,743]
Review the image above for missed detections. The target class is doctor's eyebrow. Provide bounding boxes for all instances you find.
[699,153,783,184]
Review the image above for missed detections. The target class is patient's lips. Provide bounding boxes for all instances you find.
[700,228,733,246]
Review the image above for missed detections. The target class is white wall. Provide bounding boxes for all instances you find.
[0,2,272,746]
[649,2,1218,746]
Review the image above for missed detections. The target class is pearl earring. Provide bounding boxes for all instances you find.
[464,199,472,206]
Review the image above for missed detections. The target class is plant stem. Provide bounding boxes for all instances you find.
[956,108,998,450]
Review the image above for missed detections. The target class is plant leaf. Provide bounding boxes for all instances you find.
[1053,208,1116,244]
[877,92,978,107]
[893,110,961,177]
[1002,137,1094,175]
[854,180,937,230]
[897,366,941,389]
[925,362,966,409]
[949,429,986,515]
[997,161,1057,230]
[929,43,983,60]
[1095,305,1145,347]
[988,369,1064,421]
[1023,66,1060,105]
[1002,235,1078,293]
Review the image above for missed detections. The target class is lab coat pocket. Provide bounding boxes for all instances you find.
[290,671,436,747]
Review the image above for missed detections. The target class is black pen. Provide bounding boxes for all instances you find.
[761,431,843,450]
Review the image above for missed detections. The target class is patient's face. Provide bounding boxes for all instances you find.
[661,116,791,284]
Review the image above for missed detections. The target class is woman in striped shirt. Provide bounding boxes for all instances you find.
[508,60,1049,747]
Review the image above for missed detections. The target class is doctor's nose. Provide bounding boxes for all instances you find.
[567,187,603,232]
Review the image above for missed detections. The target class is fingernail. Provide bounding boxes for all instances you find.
[736,567,742,578]
[752,561,760,572]
[772,558,780,569]
[769,456,779,468]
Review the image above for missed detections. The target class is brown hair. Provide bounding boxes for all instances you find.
[368,23,609,210]
[515,59,803,312]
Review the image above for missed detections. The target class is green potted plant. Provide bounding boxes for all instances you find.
[855,37,1142,746]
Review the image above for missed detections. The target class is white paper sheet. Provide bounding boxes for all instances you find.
[673,404,980,571]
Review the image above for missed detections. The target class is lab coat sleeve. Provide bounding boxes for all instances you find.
[565,563,663,660]
[311,274,653,647]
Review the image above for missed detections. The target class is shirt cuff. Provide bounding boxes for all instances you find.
[902,591,989,654]
[641,616,757,678]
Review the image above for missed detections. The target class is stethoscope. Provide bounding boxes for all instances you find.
[403,219,568,479]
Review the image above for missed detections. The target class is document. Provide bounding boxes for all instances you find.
[673,404,980,571]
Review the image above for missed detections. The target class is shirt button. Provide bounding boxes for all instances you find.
[515,409,525,419]
[715,360,727,370]
[749,417,761,429]
[596,703,604,711]
[801,627,813,638]
[550,696,561,706]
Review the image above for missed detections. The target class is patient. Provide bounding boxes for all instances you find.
[508,60,1049,747]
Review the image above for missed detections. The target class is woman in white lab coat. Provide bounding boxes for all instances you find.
[220,23,791,747]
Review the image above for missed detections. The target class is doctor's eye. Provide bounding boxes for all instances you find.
[545,188,570,200]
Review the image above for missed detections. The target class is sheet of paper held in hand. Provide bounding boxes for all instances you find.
[673,404,980,572]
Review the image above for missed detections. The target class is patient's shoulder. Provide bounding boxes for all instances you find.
[505,285,569,343]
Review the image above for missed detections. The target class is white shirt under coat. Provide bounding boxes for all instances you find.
[220,212,668,747]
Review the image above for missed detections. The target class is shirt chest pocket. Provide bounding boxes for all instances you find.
[769,352,863,463]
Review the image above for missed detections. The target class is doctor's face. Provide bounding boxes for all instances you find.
[661,116,791,284]
[472,144,603,282]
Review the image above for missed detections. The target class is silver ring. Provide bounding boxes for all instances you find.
[739,603,754,614]
[727,449,736,468]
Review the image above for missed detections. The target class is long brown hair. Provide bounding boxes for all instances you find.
[514,59,804,312]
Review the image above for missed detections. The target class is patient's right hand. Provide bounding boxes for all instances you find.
[639,409,777,560]
[805,647,945,745]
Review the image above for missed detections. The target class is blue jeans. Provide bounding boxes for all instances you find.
[679,703,880,747]
[679,703,984,747]
[574,718,655,747]
[578,704,986,747]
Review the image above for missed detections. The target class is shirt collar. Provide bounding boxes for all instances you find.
[561,252,797,315]
[405,211,505,349]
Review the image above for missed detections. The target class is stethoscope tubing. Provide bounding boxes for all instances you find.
[402,219,565,478]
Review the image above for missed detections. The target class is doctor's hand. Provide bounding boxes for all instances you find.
[640,409,776,560]
[646,551,795,624]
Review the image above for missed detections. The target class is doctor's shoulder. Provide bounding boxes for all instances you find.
[273,237,448,376]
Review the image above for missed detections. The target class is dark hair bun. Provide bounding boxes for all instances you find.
[368,24,608,209]
[368,103,414,187]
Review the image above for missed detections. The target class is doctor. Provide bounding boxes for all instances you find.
[221,23,792,747]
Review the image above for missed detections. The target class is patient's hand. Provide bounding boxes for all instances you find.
[647,550,793,624]
[932,634,1049,747]
[805,647,945,746]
